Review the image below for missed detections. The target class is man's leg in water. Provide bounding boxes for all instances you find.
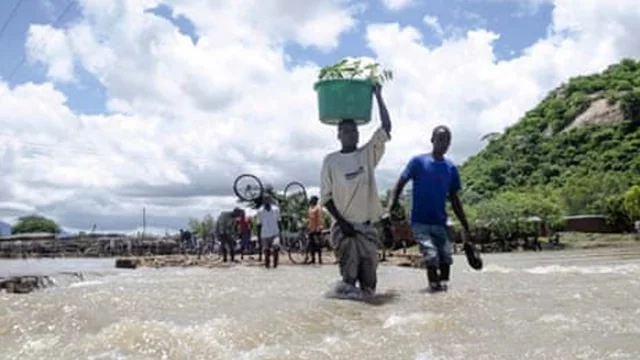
[257,238,262,262]
[221,235,229,262]
[432,226,453,290]
[229,237,235,262]
[272,239,279,268]
[331,223,359,290]
[262,236,274,268]
[309,232,319,264]
[305,234,314,264]
[239,234,245,260]
[316,232,323,264]
[412,223,441,291]
[355,223,379,295]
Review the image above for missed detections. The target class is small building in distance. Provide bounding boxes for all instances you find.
[563,215,613,233]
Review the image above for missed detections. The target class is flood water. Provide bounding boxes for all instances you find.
[1,247,640,359]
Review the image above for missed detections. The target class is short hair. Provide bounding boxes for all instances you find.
[432,125,451,137]
[309,195,319,203]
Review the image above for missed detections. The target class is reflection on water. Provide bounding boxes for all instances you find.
[1,247,640,359]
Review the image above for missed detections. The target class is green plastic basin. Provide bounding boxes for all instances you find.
[313,79,374,125]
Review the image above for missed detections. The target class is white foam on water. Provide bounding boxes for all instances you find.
[21,334,60,353]
[414,347,463,360]
[382,312,445,329]
[68,280,105,288]
[476,264,513,273]
[468,263,640,276]
[323,335,340,345]
[86,350,129,360]
[537,314,579,324]
[525,264,640,275]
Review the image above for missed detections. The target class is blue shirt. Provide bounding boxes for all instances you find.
[400,153,461,226]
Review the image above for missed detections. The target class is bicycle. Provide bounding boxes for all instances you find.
[279,227,310,264]
[232,173,310,264]
[233,173,264,202]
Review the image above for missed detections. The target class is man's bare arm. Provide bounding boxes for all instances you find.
[324,199,348,225]
[388,176,410,211]
[449,192,471,236]
[374,85,391,135]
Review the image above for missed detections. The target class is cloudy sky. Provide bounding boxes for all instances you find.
[1,0,639,234]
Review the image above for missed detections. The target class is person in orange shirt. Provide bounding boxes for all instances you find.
[306,195,324,264]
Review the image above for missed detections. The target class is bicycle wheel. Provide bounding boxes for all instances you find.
[287,232,310,264]
[233,174,264,202]
[283,181,308,203]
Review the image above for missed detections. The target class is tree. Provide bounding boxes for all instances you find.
[459,59,640,209]
[481,132,502,143]
[279,192,309,231]
[188,214,215,239]
[11,214,61,234]
[623,185,640,220]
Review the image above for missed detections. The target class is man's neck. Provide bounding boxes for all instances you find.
[340,146,356,153]
[431,151,445,160]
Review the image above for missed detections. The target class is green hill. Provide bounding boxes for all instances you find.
[459,58,640,231]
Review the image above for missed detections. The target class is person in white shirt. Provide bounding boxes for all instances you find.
[257,197,282,269]
[320,83,392,297]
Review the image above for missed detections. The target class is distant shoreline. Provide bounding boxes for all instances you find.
[0,231,637,262]
[2,235,638,294]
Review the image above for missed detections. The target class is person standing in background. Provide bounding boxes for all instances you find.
[237,211,252,260]
[257,197,282,269]
[306,196,324,264]
[215,208,243,263]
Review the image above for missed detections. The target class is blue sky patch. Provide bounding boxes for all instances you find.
[1,0,553,115]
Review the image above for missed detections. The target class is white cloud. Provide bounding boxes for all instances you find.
[25,25,75,82]
[381,0,415,11]
[423,15,444,37]
[2,0,640,232]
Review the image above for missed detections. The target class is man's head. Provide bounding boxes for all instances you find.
[309,195,319,206]
[431,125,452,157]
[262,196,274,211]
[338,119,359,150]
[232,207,244,218]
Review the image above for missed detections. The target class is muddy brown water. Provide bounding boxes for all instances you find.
[1,247,640,359]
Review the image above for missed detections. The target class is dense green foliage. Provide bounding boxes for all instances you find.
[623,185,640,221]
[188,214,215,239]
[11,215,61,235]
[460,59,640,232]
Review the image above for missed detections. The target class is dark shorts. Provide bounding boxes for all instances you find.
[261,236,279,250]
[240,233,251,247]
[412,223,453,267]
[308,231,322,251]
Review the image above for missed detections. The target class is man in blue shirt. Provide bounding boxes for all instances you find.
[388,125,471,292]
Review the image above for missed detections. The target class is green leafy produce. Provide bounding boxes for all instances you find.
[318,57,393,84]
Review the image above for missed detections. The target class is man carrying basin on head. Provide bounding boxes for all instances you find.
[320,83,392,297]
[388,125,472,292]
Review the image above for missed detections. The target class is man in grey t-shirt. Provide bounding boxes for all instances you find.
[320,84,392,297]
